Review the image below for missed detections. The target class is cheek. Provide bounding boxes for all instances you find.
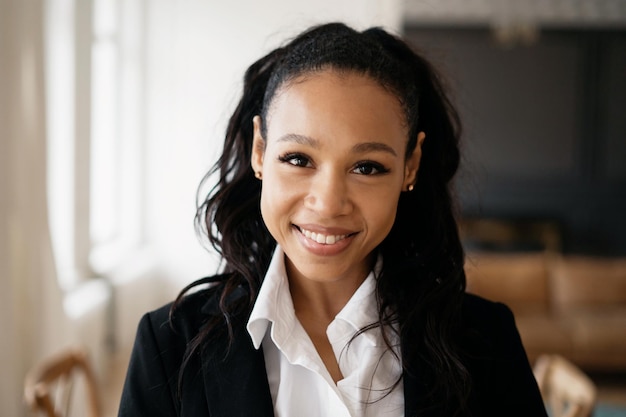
[359,188,401,234]
[259,174,297,232]
[261,171,297,204]
[259,181,277,222]
[259,190,279,241]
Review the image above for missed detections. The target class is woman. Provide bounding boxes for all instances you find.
[119,23,547,417]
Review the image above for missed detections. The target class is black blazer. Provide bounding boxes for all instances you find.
[118,288,548,417]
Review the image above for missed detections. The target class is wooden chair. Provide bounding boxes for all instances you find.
[24,347,101,417]
[533,354,597,417]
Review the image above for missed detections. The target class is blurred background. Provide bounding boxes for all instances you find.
[2,0,625,416]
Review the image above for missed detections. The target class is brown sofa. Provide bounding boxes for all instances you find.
[464,252,626,371]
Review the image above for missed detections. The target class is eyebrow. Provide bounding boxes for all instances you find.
[352,142,397,157]
[277,133,319,147]
[277,133,398,157]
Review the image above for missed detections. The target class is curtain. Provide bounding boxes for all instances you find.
[0,0,71,415]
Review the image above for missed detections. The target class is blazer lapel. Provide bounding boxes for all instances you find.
[201,324,274,417]
[403,346,439,417]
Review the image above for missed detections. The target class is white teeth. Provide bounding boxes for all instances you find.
[299,228,347,245]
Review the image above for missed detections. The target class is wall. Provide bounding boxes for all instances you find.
[405,27,626,255]
[0,1,72,415]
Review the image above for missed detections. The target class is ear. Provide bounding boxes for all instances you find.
[403,131,426,190]
[251,115,266,175]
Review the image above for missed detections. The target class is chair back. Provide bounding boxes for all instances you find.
[24,347,101,417]
[533,354,596,417]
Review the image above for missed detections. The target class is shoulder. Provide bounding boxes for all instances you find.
[139,283,223,345]
[456,295,547,414]
[457,292,519,353]
[460,292,515,327]
[454,293,534,384]
[120,281,228,416]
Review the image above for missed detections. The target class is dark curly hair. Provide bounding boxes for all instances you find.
[172,22,468,415]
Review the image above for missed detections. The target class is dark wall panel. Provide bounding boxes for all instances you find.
[406,27,626,255]
[604,35,626,181]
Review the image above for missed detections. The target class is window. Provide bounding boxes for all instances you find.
[46,0,145,289]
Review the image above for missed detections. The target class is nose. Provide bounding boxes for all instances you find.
[304,170,352,218]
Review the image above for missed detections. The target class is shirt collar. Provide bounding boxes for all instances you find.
[247,246,295,349]
[331,256,382,346]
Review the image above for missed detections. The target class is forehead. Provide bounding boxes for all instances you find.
[264,70,408,143]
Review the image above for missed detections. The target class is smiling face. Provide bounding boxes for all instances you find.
[252,69,424,289]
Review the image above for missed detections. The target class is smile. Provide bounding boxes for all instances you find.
[297,227,349,245]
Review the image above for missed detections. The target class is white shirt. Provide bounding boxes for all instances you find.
[247,246,404,417]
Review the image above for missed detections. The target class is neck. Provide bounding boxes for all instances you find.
[286,256,375,323]
[292,279,362,323]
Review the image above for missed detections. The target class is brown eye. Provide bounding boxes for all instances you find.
[278,153,312,168]
[352,161,389,175]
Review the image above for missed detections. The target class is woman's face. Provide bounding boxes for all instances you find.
[252,69,424,288]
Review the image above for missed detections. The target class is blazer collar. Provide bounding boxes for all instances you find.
[404,367,437,417]
[402,341,440,417]
[201,322,275,417]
